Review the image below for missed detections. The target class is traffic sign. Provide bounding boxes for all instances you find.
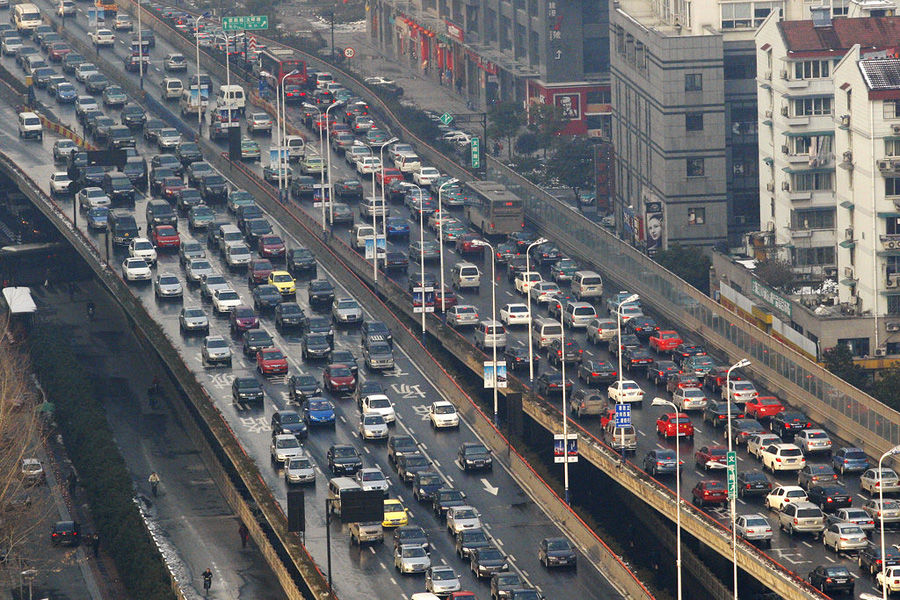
[470,137,480,169]
[344,47,355,59]
[726,450,737,499]
[248,35,257,53]
[222,15,269,31]
[615,403,632,427]
[439,112,453,126]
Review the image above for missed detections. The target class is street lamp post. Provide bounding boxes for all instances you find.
[368,137,398,283]
[726,357,750,600]
[303,103,326,232]
[651,397,684,600]
[879,446,900,600]
[615,294,640,458]
[525,237,548,382]
[136,0,143,90]
[436,178,460,311]
[555,298,570,504]
[277,70,301,201]
[323,100,344,224]
[193,12,210,135]
[409,183,427,337]
[377,137,398,262]
[471,239,498,425]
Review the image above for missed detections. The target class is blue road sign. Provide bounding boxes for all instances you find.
[615,403,632,427]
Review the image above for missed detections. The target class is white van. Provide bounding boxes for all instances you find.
[315,72,334,88]
[563,301,598,329]
[351,223,375,250]
[396,153,421,174]
[451,262,481,290]
[284,135,305,160]
[17,111,41,140]
[327,476,361,516]
[531,317,563,349]
[179,88,208,115]
[475,319,506,350]
[572,270,604,300]
[13,3,41,35]
[161,77,183,100]
[215,84,245,113]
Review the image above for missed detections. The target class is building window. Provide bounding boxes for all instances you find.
[685,73,703,91]
[686,112,704,131]
[888,295,900,315]
[615,27,625,55]
[793,97,832,116]
[791,208,835,229]
[836,337,869,357]
[724,54,756,79]
[635,42,647,72]
[686,158,705,177]
[886,140,900,156]
[887,177,900,196]
[688,207,706,224]
[887,217,900,235]
[793,60,830,80]
[721,0,782,28]
[793,171,832,191]
[832,0,849,16]
[884,100,900,119]
[794,246,836,266]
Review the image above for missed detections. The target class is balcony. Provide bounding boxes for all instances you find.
[880,234,900,251]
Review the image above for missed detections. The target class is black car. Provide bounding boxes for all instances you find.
[433,488,467,521]
[231,377,264,404]
[393,526,430,552]
[288,374,321,403]
[76,165,106,189]
[327,444,362,475]
[51,520,80,546]
[547,339,582,366]
[102,172,135,204]
[187,161,214,187]
[736,469,772,498]
[176,188,203,213]
[808,565,854,595]
[175,141,202,168]
[397,452,431,483]
[625,316,660,341]
[471,546,509,579]
[308,279,335,309]
[242,329,274,357]
[307,317,334,345]
[609,333,641,357]
[301,333,331,360]
[361,320,393,347]
[149,167,176,196]
[144,118,167,142]
[622,346,653,373]
[286,247,317,277]
[388,434,418,466]
[504,345,539,373]
[252,284,283,311]
[412,471,443,502]
[770,411,814,439]
[458,442,492,471]
[275,302,307,331]
[529,243,561,267]
[535,372,574,397]
[807,485,852,512]
[335,178,363,201]
[271,410,308,439]
[703,400,745,428]
[671,343,707,366]
[505,256,529,281]
[200,173,228,203]
[577,358,616,385]
[243,218,273,248]
[381,251,409,270]
[290,175,317,200]
[122,157,147,187]
[648,359,680,386]
[456,528,491,559]
[387,179,415,202]
[538,537,577,568]
[120,104,146,128]
[860,543,900,574]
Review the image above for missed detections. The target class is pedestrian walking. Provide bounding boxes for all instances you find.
[148,471,160,497]
[91,532,100,557]
[238,522,249,548]
[202,568,213,595]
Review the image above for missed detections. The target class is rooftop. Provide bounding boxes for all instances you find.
[780,16,900,55]
[859,57,900,90]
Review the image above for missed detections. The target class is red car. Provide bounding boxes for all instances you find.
[257,348,288,375]
[377,168,403,186]
[692,480,728,507]
[248,259,274,287]
[745,396,785,420]
[656,412,694,439]
[694,445,728,471]
[449,593,477,600]
[229,305,259,333]
[456,234,484,255]
[665,373,701,394]
[258,235,286,259]
[48,42,73,62]
[436,286,457,311]
[649,330,683,353]
[161,177,186,202]
[151,225,180,249]
[323,363,356,393]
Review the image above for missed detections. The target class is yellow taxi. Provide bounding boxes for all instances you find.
[382,498,409,528]
[268,270,296,296]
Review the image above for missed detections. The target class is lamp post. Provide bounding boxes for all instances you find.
[324,100,344,224]
[554,298,570,504]
[409,183,427,337]
[879,446,900,600]
[726,357,750,600]
[277,69,301,201]
[377,137,398,260]
[651,397,684,600]
[303,103,326,231]
[436,178,460,311]
[525,237,548,382]
[368,136,398,283]
[136,0,143,90]
[193,12,210,135]
[471,239,498,426]
[615,294,640,458]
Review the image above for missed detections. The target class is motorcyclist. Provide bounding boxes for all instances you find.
[148,471,160,497]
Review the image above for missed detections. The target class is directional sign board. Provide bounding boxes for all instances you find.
[726,450,737,499]
[470,137,480,169]
[615,403,632,427]
[222,15,269,31]
[439,112,453,126]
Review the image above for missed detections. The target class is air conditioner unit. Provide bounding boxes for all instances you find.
[887,322,900,332]
[845,266,855,278]
[781,106,790,116]
[781,144,790,154]
[841,114,851,127]
[782,181,791,191]
[843,150,853,163]
[880,159,892,171]
[887,276,897,288]
[780,70,789,80]
[846,227,854,240]
[764,70,772,80]
[765,109,773,119]
[875,347,887,357]
[892,124,900,135]
[766,182,775,192]
[825,267,838,277]
[892,159,900,171]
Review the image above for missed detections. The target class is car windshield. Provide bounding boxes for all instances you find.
[796,508,821,518]
[434,404,455,414]
[280,413,300,424]
[361,471,384,481]
[263,350,284,360]
[368,398,390,409]
[401,547,426,558]
[431,568,455,581]
[363,414,385,425]
[330,366,351,377]
[159,276,179,285]
[219,291,239,301]
[207,338,227,349]
[288,457,310,469]
[454,509,477,519]
[622,382,639,390]
[276,437,299,449]
[657,451,675,460]
[134,240,152,250]
[308,400,331,411]
[334,446,356,458]
[845,450,866,459]
[184,309,205,319]
[547,540,571,551]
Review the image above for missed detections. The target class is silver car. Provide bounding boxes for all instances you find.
[394,544,431,574]
[359,413,389,441]
[673,387,709,411]
[778,501,825,536]
[270,433,303,464]
[860,468,900,495]
[447,305,479,328]
[154,273,183,298]
[734,513,773,546]
[830,507,876,532]
[363,341,394,370]
[157,128,182,149]
[823,522,868,552]
[447,505,482,536]
[200,274,230,299]
[332,297,363,324]
[862,498,900,524]
[179,307,209,333]
[356,467,390,495]
[201,335,232,367]
[284,455,316,484]
[425,565,461,596]
[185,258,215,283]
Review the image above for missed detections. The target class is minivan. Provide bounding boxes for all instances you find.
[605,421,637,452]
[17,111,41,140]
[475,320,506,350]
[563,301,598,329]
[161,77,183,100]
[531,317,563,349]
[108,209,139,245]
[572,270,604,301]
[215,84,245,113]
[215,224,243,253]
[327,476,361,516]
[451,262,481,290]
[284,135,305,160]
[13,3,41,35]
[351,223,375,250]
[145,199,177,228]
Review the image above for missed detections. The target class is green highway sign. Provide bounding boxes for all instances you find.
[470,137,480,169]
[223,15,269,31]
[439,112,453,125]
[726,450,737,499]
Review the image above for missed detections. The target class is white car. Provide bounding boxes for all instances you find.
[201,334,232,366]
[413,167,441,186]
[356,156,382,175]
[122,257,152,281]
[157,128,182,149]
[499,303,530,326]
[446,505,482,536]
[212,288,242,314]
[247,112,273,133]
[284,455,316,485]
[356,467,390,495]
[429,401,459,429]
[361,394,396,423]
[75,63,99,82]
[794,429,832,455]
[185,259,214,283]
[129,237,158,265]
[722,380,758,404]
[747,433,782,459]
[760,443,806,473]
[270,433,303,464]
[359,413,389,440]
[514,271,542,294]
[764,485,807,511]
[608,380,644,404]
[861,467,900,495]
[734,513,773,546]
[822,522,868,552]
[77,187,110,210]
[673,387,708,411]
[425,566,461,596]
[57,0,76,16]
[49,172,71,195]
[1,36,21,56]
[877,566,900,595]
[89,28,115,46]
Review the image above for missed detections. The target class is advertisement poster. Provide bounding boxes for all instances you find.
[643,189,665,253]
[483,361,507,389]
[553,434,578,463]
[553,93,581,120]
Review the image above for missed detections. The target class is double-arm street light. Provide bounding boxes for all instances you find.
[436,178,460,311]
[726,357,751,600]
[470,239,498,426]
[651,396,684,600]
[368,137,398,282]
[524,237,548,382]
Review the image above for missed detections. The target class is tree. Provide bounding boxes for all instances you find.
[487,101,524,160]
[874,365,900,410]
[545,135,593,203]
[528,103,565,158]
[755,259,796,291]
[822,344,870,391]
[515,131,539,156]
[654,243,712,294]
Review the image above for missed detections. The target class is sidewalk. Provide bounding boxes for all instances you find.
[29,281,285,600]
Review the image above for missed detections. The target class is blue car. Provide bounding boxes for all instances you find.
[303,398,336,426]
[832,446,870,474]
[86,206,108,230]
[56,82,77,103]
[385,216,410,239]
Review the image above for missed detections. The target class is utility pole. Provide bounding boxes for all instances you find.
[330,11,335,64]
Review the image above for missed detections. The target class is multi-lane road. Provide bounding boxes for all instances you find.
[0,6,626,600]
